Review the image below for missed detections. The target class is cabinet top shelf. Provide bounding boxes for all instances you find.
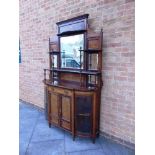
[48,48,102,54]
[48,51,60,54]
[45,68,101,75]
[43,79,98,91]
[79,49,102,53]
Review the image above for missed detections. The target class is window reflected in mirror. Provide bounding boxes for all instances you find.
[60,34,84,69]
[88,53,98,70]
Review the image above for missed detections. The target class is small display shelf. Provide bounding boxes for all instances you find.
[79,49,102,53]
[49,68,101,75]
[48,51,60,54]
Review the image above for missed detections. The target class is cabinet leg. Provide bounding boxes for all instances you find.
[92,138,95,144]
[73,135,75,141]
[49,123,51,128]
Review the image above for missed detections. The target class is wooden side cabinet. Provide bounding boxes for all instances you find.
[43,14,103,143]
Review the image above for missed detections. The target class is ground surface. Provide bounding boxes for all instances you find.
[19,102,135,155]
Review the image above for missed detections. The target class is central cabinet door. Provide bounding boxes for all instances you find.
[49,86,72,131]
[60,95,72,131]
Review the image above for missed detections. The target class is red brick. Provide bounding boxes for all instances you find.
[114,76,128,81]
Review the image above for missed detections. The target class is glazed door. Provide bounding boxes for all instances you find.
[50,92,60,126]
[75,92,93,135]
[60,95,72,131]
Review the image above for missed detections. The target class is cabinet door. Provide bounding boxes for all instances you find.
[50,92,59,125]
[75,94,93,135]
[60,95,71,131]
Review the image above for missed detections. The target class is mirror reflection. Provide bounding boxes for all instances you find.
[60,34,84,69]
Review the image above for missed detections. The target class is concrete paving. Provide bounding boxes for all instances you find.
[19,102,135,155]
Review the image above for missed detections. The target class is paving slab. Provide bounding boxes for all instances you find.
[66,149,106,155]
[31,124,65,142]
[26,140,65,155]
[64,132,101,152]
[99,137,135,155]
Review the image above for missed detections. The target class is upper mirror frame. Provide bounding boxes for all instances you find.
[56,14,89,35]
[56,14,89,70]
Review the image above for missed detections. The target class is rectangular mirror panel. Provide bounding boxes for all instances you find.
[60,34,84,69]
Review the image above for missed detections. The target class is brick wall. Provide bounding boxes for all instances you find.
[19,0,135,145]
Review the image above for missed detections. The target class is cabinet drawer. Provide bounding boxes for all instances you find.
[48,86,72,96]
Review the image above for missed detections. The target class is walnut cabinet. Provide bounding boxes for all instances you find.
[43,14,103,143]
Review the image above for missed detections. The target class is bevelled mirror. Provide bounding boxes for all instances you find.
[60,34,84,69]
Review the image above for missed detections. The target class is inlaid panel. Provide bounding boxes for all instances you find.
[59,20,86,33]
[56,14,88,34]
[49,86,72,96]
[49,42,58,51]
[60,73,81,83]
[50,93,59,125]
[87,36,101,50]
[61,95,71,130]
